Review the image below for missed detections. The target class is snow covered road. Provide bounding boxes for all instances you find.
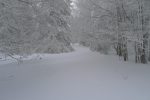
[0,45,150,100]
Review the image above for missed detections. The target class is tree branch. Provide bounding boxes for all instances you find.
[89,0,114,16]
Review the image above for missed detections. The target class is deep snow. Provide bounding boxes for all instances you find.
[0,44,150,100]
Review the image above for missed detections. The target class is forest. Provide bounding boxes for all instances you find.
[0,0,150,64]
[71,0,150,64]
[0,0,150,100]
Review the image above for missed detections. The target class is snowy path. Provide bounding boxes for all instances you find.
[0,45,150,100]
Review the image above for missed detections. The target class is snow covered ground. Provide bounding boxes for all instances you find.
[0,44,150,100]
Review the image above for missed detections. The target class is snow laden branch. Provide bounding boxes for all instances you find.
[0,0,73,58]
[71,0,150,64]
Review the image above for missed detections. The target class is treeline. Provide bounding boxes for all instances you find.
[71,0,150,64]
[0,0,73,57]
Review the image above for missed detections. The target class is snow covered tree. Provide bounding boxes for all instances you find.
[128,0,150,63]
[71,0,114,54]
[71,0,150,63]
[0,0,36,56]
[28,0,73,53]
[0,0,73,58]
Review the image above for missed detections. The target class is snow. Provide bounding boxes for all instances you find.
[0,44,150,100]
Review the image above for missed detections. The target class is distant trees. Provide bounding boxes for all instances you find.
[71,0,114,54]
[72,0,150,64]
[0,0,73,57]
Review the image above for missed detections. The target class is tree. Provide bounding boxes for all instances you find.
[72,0,150,63]
[0,0,73,58]
[129,0,150,63]
[0,0,36,56]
